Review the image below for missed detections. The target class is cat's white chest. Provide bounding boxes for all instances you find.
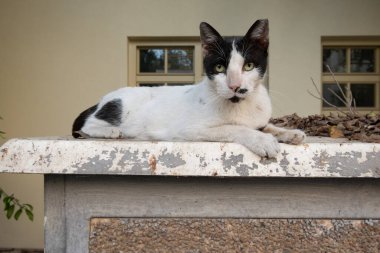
[215,86,272,129]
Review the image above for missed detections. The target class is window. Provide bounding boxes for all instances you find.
[321,37,380,112]
[128,37,204,87]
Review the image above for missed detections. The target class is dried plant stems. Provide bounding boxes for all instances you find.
[308,65,357,116]
[307,77,350,116]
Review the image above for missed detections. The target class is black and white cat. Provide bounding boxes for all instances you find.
[72,19,305,158]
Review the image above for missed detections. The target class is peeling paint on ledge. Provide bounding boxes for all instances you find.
[0,136,380,178]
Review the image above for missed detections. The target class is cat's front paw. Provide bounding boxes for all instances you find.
[278,129,306,145]
[244,133,280,158]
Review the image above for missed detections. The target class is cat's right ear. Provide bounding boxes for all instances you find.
[200,22,223,56]
[244,19,269,50]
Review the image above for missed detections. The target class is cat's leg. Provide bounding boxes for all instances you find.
[261,123,306,145]
[180,125,280,158]
[78,122,124,139]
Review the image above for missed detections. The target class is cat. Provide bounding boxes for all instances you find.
[72,19,305,158]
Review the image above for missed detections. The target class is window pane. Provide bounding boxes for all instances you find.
[322,83,347,107]
[350,48,375,73]
[351,83,375,107]
[139,83,165,87]
[168,48,194,73]
[139,49,164,73]
[323,48,347,73]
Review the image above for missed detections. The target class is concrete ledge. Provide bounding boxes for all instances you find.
[2,137,379,252]
[45,175,380,252]
[1,136,379,178]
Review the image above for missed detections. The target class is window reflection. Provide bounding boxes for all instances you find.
[323,49,346,73]
[139,49,164,73]
[139,47,194,74]
[351,49,375,73]
[139,83,165,87]
[351,83,375,107]
[168,48,194,73]
[322,83,347,107]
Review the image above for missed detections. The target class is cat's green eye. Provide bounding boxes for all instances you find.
[215,64,226,73]
[243,62,255,71]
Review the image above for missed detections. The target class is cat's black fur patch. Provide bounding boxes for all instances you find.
[72,104,98,138]
[203,42,233,80]
[202,37,267,79]
[200,20,268,80]
[235,37,268,77]
[238,88,248,94]
[95,99,123,126]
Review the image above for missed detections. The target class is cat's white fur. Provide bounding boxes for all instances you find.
[80,44,305,158]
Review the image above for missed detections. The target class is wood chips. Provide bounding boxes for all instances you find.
[271,112,380,143]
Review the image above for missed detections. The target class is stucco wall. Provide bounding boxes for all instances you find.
[0,0,379,248]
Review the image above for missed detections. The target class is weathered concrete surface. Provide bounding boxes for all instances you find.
[89,218,380,253]
[46,174,380,252]
[1,136,380,177]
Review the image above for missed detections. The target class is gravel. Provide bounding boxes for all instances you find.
[89,218,380,253]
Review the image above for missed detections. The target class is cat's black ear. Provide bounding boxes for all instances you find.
[244,19,269,50]
[199,22,223,56]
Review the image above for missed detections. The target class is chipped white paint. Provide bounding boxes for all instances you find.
[0,136,379,177]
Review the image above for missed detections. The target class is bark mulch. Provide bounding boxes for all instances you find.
[271,112,380,143]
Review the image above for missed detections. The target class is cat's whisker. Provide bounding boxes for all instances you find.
[267,89,287,98]
[271,102,287,116]
[268,93,286,105]
[243,43,253,58]
[215,56,225,62]
[241,41,245,57]
[204,93,222,106]
[209,48,225,59]
[212,41,226,58]
[268,90,301,111]
[268,91,294,115]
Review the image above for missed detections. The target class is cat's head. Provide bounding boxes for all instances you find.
[200,19,268,103]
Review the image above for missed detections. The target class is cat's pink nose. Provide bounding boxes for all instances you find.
[228,83,241,91]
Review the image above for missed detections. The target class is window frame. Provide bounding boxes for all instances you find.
[128,37,203,87]
[321,37,380,112]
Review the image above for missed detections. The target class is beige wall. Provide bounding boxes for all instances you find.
[0,0,379,248]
